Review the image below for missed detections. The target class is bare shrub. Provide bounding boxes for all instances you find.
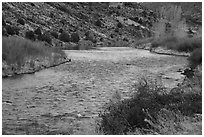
[98,78,202,134]
[153,5,187,40]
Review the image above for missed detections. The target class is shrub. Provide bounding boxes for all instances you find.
[30,3,35,6]
[188,48,202,69]
[117,22,123,28]
[95,19,102,27]
[110,33,115,38]
[59,31,70,42]
[70,32,80,43]
[123,2,134,8]
[58,5,70,13]
[123,37,128,42]
[25,30,36,41]
[98,79,162,134]
[5,25,19,35]
[50,31,59,39]
[41,32,52,44]
[17,18,25,25]
[34,27,42,36]
[85,31,97,43]
[59,28,63,33]
[100,37,103,41]
[98,78,202,134]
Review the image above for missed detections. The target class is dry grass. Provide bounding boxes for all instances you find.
[2,36,66,67]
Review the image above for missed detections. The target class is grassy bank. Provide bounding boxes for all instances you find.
[2,36,67,77]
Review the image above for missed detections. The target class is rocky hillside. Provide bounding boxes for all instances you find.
[2,2,202,49]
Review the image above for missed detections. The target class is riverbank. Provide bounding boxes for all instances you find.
[2,57,71,78]
[2,36,70,78]
[134,42,190,57]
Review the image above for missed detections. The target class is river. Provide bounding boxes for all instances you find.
[2,47,187,135]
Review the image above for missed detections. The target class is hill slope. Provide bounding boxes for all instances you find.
[2,2,202,48]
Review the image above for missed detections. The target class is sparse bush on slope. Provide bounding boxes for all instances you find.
[95,19,103,27]
[34,27,42,36]
[117,22,123,28]
[5,25,19,35]
[17,18,25,25]
[25,30,36,41]
[59,31,70,42]
[50,31,59,39]
[59,28,63,33]
[40,32,52,44]
[85,30,97,43]
[70,32,80,43]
